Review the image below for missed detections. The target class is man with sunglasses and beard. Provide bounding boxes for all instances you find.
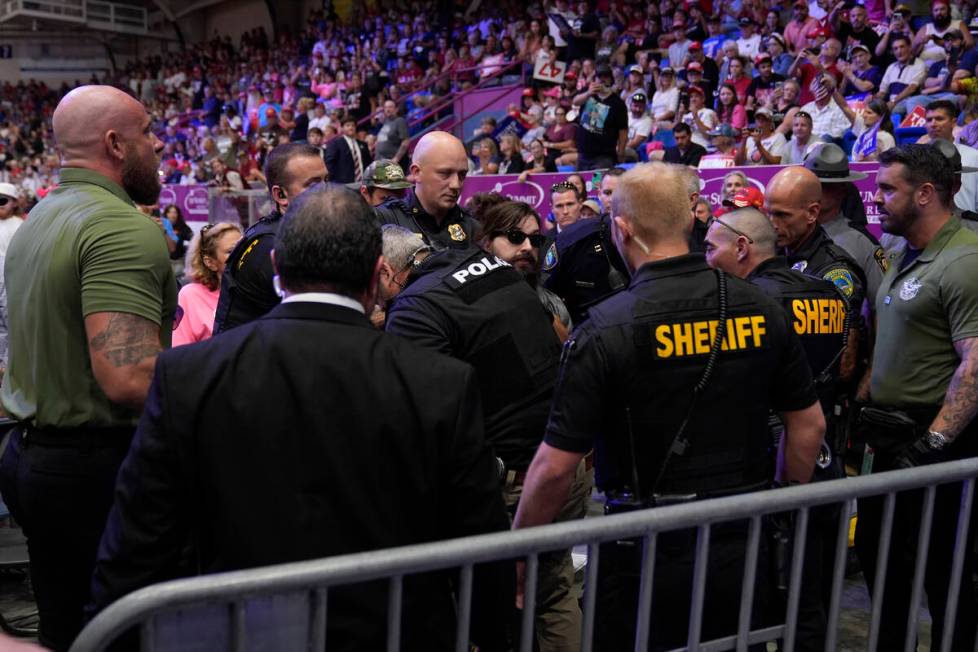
[478,200,573,338]
[384,200,581,652]
[0,85,175,651]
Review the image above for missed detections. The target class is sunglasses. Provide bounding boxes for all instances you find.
[551,181,578,193]
[707,216,755,243]
[496,229,547,248]
[0,198,9,207]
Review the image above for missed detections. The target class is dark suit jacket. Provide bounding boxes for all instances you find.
[90,301,512,651]
[663,142,707,167]
[324,135,373,184]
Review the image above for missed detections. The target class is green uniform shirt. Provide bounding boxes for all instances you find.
[0,168,177,428]
[871,217,978,407]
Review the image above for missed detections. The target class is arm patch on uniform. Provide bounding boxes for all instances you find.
[543,242,558,271]
[823,268,855,298]
[873,247,889,273]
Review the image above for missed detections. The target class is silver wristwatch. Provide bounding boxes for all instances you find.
[926,430,949,450]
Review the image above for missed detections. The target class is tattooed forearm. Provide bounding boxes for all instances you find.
[931,337,978,441]
[89,313,161,368]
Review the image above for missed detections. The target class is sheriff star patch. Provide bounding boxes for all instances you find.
[543,242,558,270]
[824,268,855,298]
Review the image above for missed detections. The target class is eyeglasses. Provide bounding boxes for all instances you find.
[707,216,755,243]
[394,244,432,284]
[495,229,548,248]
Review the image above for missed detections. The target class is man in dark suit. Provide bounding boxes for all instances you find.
[663,122,707,167]
[89,185,513,652]
[324,115,372,184]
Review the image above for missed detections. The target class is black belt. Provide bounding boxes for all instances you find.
[20,424,134,448]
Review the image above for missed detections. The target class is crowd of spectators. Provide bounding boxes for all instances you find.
[4,0,978,211]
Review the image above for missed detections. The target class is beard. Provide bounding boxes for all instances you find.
[934,14,952,29]
[122,146,162,206]
[512,254,540,286]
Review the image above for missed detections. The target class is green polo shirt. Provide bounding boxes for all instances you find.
[871,217,978,407]
[0,168,176,428]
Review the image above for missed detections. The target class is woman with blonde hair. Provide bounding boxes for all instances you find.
[173,222,242,346]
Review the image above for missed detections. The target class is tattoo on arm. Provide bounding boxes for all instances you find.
[932,337,978,440]
[89,313,161,368]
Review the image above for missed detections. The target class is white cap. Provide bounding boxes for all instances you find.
[0,183,18,200]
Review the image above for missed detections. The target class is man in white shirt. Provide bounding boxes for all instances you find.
[924,100,978,212]
[877,34,927,113]
[0,183,23,256]
[625,92,653,161]
[736,17,763,60]
[800,74,851,140]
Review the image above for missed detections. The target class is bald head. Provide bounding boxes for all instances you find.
[410,130,470,219]
[765,167,821,251]
[724,208,778,257]
[53,85,148,161]
[768,166,822,207]
[704,208,777,277]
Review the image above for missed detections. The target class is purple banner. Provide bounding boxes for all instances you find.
[159,184,210,225]
[459,163,882,238]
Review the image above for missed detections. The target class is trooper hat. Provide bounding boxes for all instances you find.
[803,143,868,182]
[931,138,978,174]
[346,159,413,190]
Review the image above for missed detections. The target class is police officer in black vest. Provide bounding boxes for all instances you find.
[373,131,479,251]
[213,143,327,333]
[384,246,591,651]
[513,162,825,651]
[766,166,867,397]
[543,169,629,324]
[704,207,851,652]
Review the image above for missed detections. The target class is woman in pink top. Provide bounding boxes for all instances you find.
[172,222,242,347]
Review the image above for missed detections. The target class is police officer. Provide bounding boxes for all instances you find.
[766,166,866,387]
[804,143,887,306]
[384,245,588,652]
[857,144,978,651]
[543,169,629,325]
[704,207,850,652]
[881,139,978,257]
[513,162,825,651]
[213,142,327,333]
[373,131,478,250]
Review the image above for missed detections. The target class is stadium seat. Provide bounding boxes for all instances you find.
[841,129,856,157]
[894,126,926,145]
[557,165,576,173]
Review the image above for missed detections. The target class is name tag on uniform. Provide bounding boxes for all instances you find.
[651,315,768,359]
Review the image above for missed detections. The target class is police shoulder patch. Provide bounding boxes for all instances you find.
[873,247,889,273]
[823,268,855,298]
[543,242,558,270]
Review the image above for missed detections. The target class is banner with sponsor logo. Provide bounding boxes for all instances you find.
[159,184,211,225]
[458,162,882,236]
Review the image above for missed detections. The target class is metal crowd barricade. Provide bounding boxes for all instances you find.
[69,458,978,652]
[206,188,273,229]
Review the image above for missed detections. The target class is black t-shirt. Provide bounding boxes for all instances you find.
[837,24,882,64]
[747,73,786,108]
[576,91,628,161]
[544,254,817,496]
[386,248,562,470]
[567,13,601,62]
